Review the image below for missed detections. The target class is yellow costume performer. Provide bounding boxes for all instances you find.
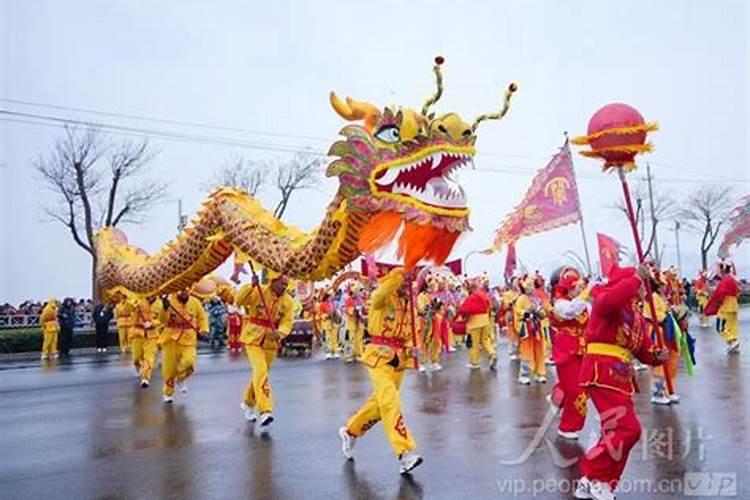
[158,291,208,403]
[236,276,294,428]
[114,298,135,353]
[39,299,59,360]
[514,285,546,384]
[131,297,162,387]
[339,269,423,474]
[644,288,679,405]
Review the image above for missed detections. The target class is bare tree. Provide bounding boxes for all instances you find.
[271,151,324,219]
[210,155,268,196]
[609,180,675,260]
[36,125,166,301]
[677,184,735,270]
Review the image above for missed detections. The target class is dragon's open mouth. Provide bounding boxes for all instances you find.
[371,148,474,210]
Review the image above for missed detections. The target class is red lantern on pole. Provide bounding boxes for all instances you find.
[572,103,673,394]
[571,103,658,171]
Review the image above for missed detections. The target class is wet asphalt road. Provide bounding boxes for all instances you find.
[1,315,748,500]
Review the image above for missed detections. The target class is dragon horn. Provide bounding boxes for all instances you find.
[329,92,381,130]
[421,56,445,117]
[471,82,518,132]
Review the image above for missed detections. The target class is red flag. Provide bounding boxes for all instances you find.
[719,195,750,257]
[492,141,582,250]
[597,233,621,277]
[504,243,517,281]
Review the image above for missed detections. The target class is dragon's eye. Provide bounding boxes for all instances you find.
[375,125,400,143]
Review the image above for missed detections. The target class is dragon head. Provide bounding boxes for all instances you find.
[328,57,517,268]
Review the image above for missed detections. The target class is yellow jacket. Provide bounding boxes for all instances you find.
[158,295,208,346]
[40,301,59,334]
[643,292,667,323]
[130,298,162,339]
[115,300,135,328]
[236,284,295,349]
[513,294,533,331]
[361,270,414,370]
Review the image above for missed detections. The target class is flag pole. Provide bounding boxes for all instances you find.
[617,167,673,395]
[565,132,593,276]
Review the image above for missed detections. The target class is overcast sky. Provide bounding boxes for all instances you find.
[1,0,748,303]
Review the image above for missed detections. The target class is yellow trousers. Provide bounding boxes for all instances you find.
[42,331,58,357]
[327,325,339,354]
[468,324,496,366]
[132,336,159,382]
[243,345,277,413]
[161,341,196,396]
[718,312,739,344]
[420,336,442,364]
[346,364,417,457]
[348,322,365,358]
[519,336,546,377]
[118,326,131,352]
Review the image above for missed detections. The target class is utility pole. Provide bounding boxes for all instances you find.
[645,163,660,265]
[177,199,187,233]
[673,220,682,272]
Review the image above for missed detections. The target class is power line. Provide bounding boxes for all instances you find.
[2,111,747,186]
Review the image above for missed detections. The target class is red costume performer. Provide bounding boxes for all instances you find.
[227,306,243,352]
[576,266,667,500]
[548,270,589,439]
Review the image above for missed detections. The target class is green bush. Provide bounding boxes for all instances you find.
[0,328,120,354]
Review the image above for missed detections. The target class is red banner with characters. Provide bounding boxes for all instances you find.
[361,258,462,278]
[597,232,621,277]
[492,141,582,250]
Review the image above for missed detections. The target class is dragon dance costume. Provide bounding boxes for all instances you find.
[39,299,59,360]
[340,269,423,474]
[130,297,162,386]
[576,267,666,498]
[548,271,589,438]
[705,268,741,353]
[158,293,208,402]
[236,280,295,427]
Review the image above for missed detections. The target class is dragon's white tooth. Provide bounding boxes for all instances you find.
[375,168,399,186]
[432,153,442,169]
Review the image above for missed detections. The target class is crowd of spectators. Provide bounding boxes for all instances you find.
[0,298,95,328]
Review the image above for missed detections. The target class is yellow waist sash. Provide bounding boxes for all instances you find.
[586,342,631,362]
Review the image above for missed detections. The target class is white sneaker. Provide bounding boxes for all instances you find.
[557,429,579,440]
[102,348,107,352]
[726,340,740,354]
[668,393,680,403]
[240,402,257,422]
[325,352,334,360]
[535,375,547,384]
[140,379,150,388]
[40,354,48,361]
[163,395,174,403]
[339,426,355,460]
[546,393,561,412]
[518,374,531,385]
[466,363,481,370]
[178,382,188,394]
[332,352,341,359]
[432,363,442,372]
[398,450,423,474]
[633,361,648,371]
[651,394,671,405]
[489,356,498,371]
[573,477,592,499]
[545,358,556,366]
[418,364,427,373]
[259,412,274,427]
[588,479,615,500]
[448,346,456,352]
